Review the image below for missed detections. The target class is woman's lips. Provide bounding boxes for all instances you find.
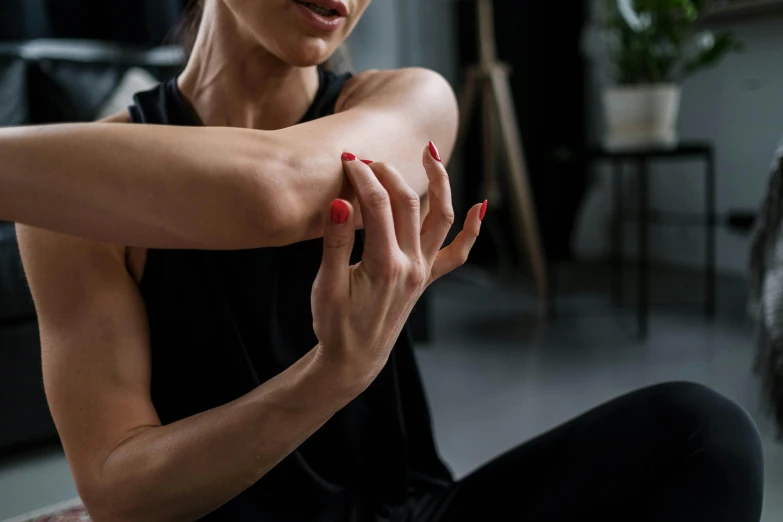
[293,1,346,32]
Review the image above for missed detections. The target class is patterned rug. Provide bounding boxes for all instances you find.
[2,499,89,522]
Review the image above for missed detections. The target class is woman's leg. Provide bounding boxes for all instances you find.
[411,382,764,522]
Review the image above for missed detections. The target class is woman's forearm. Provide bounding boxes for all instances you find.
[0,118,427,249]
[91,348,363,522]
[0,123,308,249]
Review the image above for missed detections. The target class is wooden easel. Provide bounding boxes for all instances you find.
[455,0,549,311]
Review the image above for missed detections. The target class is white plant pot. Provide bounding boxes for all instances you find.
[603,84,681,150]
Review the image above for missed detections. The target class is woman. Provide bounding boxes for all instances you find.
[16,1,764,521]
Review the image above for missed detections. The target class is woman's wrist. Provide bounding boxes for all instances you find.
[309,344,384,397]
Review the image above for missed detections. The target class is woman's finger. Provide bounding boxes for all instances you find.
[429,201,484,282]
[336,173,363,230]
[367,162,421,257]
[419,143,456,264]
[314,199,355,301]
[342,153,397,260]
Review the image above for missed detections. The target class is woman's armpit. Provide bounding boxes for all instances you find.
[99,110,132,124]
[126,247,148,284]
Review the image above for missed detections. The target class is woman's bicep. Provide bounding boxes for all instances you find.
[263,68,457,242]
[336,68,459,162]
[16,227,160,494]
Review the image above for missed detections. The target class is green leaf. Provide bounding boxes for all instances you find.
[602,0,742,84]
[683,32,744,76]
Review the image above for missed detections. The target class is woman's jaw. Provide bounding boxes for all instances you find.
[217,0,369,68]
[274,0,367,67]
[178,0,370,129]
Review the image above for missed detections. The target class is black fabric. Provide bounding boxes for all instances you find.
[0,223,36,322]
[0,322,55,452]
[128,70,453,522]
[28,60,123,124]
[409,382,764,522]
[0,0,186,46]
[0,0,50,42]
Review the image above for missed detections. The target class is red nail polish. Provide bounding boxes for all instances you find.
[360,159,373,165]
[342,152,356,161]
[480,200,488,221]
[428,141,441,162]
[330,199,350,225]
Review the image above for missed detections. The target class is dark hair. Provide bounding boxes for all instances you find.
[177,0,353,72]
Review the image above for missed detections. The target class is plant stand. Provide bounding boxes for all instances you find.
[455,0,549,313]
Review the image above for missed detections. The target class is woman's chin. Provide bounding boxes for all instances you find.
[288,56,328,68]
[283,40,335,68]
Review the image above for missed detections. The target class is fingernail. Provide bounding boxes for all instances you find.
[360,159,373,165]
[342,152,356,161]
[330,199,350,225]
[480,200,488,221]
[428,141,441,162]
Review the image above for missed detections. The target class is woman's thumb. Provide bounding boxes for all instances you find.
[320,199,355,281]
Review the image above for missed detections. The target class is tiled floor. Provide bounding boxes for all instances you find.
[0,263,780,521]
[419,264,782,521]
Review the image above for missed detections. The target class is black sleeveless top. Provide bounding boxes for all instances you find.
[129,69,453,522]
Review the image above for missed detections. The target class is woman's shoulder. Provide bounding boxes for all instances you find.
[336,67,456,114]
[342,67,452,98]
[347,67,449,85]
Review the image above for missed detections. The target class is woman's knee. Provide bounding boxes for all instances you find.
[643,382,764,476]
[648,382,756,431]
[641,382,758,436]
[646,382,765,519]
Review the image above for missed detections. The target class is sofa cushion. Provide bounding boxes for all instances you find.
[0,321,56,452]
[0,55,27,125]
[29,57,123,123]
[0,222,36,322]
[0,40,183,123]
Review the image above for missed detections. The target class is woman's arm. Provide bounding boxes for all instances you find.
[17,226,364,522]
[1,68,457,249]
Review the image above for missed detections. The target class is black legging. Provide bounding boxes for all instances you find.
[407,382,764,522]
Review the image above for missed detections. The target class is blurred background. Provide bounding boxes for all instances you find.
[0,0,782,520]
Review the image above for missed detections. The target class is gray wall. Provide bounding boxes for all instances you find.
[579,3,783,275]
[348,0,405,71]
[348,0,459,83]
[346,0,463,208]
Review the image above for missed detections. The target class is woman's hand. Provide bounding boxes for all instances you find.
[312,145,486,387]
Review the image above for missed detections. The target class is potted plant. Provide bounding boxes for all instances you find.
[601,0,741,149]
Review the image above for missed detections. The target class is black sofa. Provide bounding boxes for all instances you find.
[0,40,180,453]
[0,223,52,453]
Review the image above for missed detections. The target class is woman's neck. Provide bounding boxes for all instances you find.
[177,2,319,131]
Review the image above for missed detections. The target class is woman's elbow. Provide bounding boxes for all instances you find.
[189,162,294,249]
[243,160,333,247]
[242,181,303,247]
[77,456,169,522]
